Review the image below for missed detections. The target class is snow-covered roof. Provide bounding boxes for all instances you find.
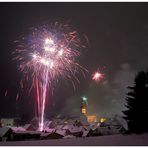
[41,131,64,137]
[0,127,11,137]
[62,124,74,130]
[82,130,89,137]
[63,125,83,133]
[66,119,75,124]
[55,129,66,136]
[53,119,66,125]
[43,121,56,128]
[84,126,91,131]
[40,132,51,137]
[100,116,127,130]
[43,128,55,133]
[11,126,26,132]
[13,130,41,135]
[24,124,32,129]
[56,125,64,130]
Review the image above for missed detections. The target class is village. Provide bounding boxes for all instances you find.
[0,115,127,142]
[0,96,127,142]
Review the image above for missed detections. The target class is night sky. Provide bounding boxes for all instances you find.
[0,2,148,119]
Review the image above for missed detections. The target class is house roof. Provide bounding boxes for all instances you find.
[11,126,26,132]
[56,125,64,130]
[55,129,66,136]
[43,128,55,133]
[0,127,12,137]
[24,124,31,129]
[13,130,41,135]
[41,131,64,138]
[63,125,83,133]
[44,121,56,127]
[82,130,89,137]
[24,124,35,131]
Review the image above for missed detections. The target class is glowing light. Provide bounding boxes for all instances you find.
[49,47,55,52]
[92,71,104,83]
[87,115,97,123]
[39,122,44,131]
[58,49,63,56]
[82,108,87,114]
[40,58,49,66]
[100,117,106,123]
[44,47,50,51]
[45,38,54,45]
[50,61,54,69]
[32,54,37,59]
[82,96,87,101]
[13,23,87,131]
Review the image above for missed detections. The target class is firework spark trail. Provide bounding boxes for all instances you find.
[40,69,49,131]
[35,78,40,119]
[13,23,87,131]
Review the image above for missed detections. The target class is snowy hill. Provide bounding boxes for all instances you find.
[0,134,148,146]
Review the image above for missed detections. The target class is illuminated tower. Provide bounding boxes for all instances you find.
[81,96,88,115]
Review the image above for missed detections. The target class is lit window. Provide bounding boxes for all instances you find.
[100,118,106,123]
[82,108,86,114]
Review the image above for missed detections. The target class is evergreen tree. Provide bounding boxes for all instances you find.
[123,70,148,133]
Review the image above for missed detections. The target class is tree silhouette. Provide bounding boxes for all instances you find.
[123,70,148,133]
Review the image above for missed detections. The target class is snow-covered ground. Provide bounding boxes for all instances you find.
[0,134,148,146]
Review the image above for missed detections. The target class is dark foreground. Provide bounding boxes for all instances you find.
[1,134,148,146]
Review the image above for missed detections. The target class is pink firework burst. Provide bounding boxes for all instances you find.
[13,22,87,131]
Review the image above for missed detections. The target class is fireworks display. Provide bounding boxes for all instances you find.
[13,23,86,131]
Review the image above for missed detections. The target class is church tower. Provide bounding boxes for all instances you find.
[81,96,88,115]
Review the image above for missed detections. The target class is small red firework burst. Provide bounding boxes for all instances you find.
[92,71,104,83]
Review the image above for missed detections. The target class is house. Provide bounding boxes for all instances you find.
[12,131,31,141]
[99,116,126,134]
[86,128,99,137]
[30,117,39,129]
[0,118,21,127]
[40,131,64,139]
[52,118,66,125]
[29,131,41,140]
[65,119,75,125]
[55,125,64,130]
[42,127,55,133]
[0,127,13,141]
[0,118,14,127]
[80,114,89,126]
[55,129,66,137]
[63,124,83,137]
[11,126,26,132]
[44,120,56,128]
[74,120,83,127]
[12,131,41,141]
[89,123,99,130]
[82,130,90,137]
